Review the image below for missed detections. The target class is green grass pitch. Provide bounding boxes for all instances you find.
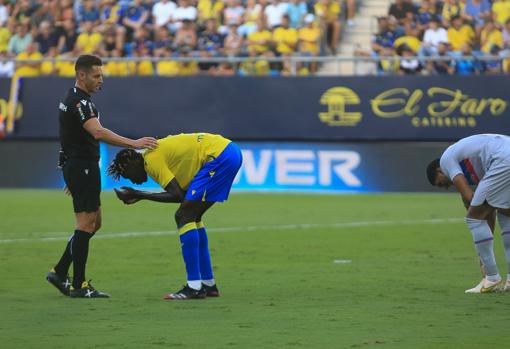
[1,190,509,348]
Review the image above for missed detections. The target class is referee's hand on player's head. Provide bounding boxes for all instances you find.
[133,137,158,150]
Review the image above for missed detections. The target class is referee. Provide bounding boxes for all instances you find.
[46,55,158,298]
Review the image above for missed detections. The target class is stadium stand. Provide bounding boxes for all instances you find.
[0,0,360,77]
[1,0,508,76]
[353,0,510,75]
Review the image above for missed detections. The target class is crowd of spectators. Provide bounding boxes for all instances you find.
[0,0,355,77]
[365,0,510,75]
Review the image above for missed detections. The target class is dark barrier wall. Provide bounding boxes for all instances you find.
[0,140,449,192]
[4,76,510,141]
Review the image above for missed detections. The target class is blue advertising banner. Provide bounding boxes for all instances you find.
[0,140,444,191]
[100,142,441,192]
[4,76,510,141]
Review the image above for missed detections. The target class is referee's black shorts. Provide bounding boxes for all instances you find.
[63,158,101,213]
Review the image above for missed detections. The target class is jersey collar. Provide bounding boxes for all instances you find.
[73,86,91,98]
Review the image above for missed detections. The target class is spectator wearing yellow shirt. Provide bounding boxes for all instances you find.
[15,43,42,77]
[481,20,503,53]
[299,14,321,56]
[240,48,271,76]
[492,0,510,27]
[197,0,224,27]
[134,44,155,76]
[504,53,510,72]
[76,20,103,54]
[314,0,341,54]
[177,50,199,76]
[299,14,321,72]
[156,47,180,76]
[247,18,273,55]
[378,47,400,75]
[447,15,475,51]
[40,47,57,75]
[441,0,465,26]
[273,15,298,56]
[103,49,133,76]
[0,24,11,53]
[56,52,79,77]
[394,26,422,54]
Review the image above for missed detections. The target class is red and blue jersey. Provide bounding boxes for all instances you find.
[439,134,505,184]
[459,159,480,185]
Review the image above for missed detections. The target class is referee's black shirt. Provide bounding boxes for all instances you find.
[59,87,100,160]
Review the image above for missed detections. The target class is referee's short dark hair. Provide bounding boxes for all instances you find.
[426,158,441,186]
[75,55,102,73]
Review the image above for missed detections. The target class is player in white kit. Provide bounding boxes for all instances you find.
[427,134,510,293]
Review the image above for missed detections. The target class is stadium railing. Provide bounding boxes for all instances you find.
[1,55,508,76]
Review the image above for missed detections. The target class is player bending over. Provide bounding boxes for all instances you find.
[108,133,242,300]
[427,134,510,293]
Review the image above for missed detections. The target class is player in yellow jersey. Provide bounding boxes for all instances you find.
[108,133,243,300]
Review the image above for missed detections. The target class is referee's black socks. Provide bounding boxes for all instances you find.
[71,230,94,289]
[54,233,74,278]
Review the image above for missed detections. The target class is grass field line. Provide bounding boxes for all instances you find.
[0,217,464,244]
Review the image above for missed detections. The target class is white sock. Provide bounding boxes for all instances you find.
[202,279,215,287]
[497,213,510,277]
[465,217,500,278]
[187,280,202,290]
[486,274,502,282]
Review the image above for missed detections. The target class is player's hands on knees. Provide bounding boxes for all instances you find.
[132,137,158,150]
[114,186,141,205]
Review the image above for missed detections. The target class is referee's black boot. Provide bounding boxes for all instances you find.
[46,269,71,296]
[70,280,110,298]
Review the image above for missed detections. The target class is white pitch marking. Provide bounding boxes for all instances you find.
[333,260,352,264]
[0,217,464,244]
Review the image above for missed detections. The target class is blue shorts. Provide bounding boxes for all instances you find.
[185,142,243,202]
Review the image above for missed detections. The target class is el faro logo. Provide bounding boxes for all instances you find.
[319,87,362,126]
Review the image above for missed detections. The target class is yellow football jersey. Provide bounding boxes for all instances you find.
[143,133,231,189]
[76,32,103,54]
[15,52,43,77]
[273,27,298,55]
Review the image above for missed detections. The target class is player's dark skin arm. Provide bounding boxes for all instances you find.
[452,174,474,209]
[452,173,496,227]
[114,178,185,204]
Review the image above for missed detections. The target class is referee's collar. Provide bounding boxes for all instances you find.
[73,86,91,98]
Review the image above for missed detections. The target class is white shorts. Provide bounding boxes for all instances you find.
[472,157,510,209]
